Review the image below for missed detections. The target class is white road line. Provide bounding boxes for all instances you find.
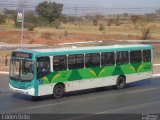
[125,88,157,94]
[64,115,95,120]
[8,101,70,113]
[6,86,159,113]
[95,101,160,114]
[58,100,160,120]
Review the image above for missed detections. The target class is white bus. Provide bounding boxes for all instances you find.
[9,44,153,98]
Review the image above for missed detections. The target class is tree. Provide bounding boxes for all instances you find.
[131,15,139,28]
[107,18,114,26]
[99,24,105,31]
[0,14,6,24]
[115,14,120,26]
[24,12,37,31]
[137,17,153,40]
[155,9,160,14]
[92,13,104,26]
[123,13,128,18]
[84,13,104,26]
[4,9,17,24]
[36,1,63,24]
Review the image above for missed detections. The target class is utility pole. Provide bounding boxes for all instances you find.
[21,0,24,50]
[17,0,25,49]
[75,5,78,17]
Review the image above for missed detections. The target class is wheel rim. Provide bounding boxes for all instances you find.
[119,79,124,87]
[54,85,63,97]
[116,76,126,89]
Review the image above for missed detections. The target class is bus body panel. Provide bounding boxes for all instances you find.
[9,84,35,96]
[36,62,152,96]
[38,62,152,85]
[37,71,152,96]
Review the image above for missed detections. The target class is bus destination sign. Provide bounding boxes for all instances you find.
[12,52,32,59]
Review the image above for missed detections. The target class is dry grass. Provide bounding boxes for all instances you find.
[0,51,12,71]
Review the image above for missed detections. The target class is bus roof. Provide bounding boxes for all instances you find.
[16,44,153,56]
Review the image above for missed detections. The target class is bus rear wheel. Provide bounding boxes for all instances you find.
[53,84,64,99]
[116,76,126,89]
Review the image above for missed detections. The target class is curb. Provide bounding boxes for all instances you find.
[0,71,9,74]
[152,74,160,77]
[153,64,160,66]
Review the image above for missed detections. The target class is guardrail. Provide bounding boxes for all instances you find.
[153,64,160,66]
[0,44,49,50]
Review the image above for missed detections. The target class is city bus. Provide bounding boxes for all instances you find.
[9,44,153,98]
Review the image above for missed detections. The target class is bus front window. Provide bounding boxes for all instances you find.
[10,59,34,81]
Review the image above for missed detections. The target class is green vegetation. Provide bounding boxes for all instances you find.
[99,24,105,31]
[0,4,160,40]
[36,1,63,24]
[24,12,37,31]
[0,14,6,24]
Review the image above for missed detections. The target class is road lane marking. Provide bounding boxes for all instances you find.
[4,86,159,113]
[125,88,157,94]
[95,100,160,114]
[64,114,95,120]
[7,100,71,113]
[59,101,160,120]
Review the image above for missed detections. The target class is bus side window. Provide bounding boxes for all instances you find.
[53,55,67,71]
[101,52,115,66]
[130,50,142,64]
[37,56,50,79]
[143,50,151,62]
[68,54,84,70]
[116,51,129,65]
[85,53,100,68]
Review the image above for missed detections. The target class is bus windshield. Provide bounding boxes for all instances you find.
[10,58,34,81]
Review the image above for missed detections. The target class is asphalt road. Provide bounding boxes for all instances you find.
[0,74,160,119]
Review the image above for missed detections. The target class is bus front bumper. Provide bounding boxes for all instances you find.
[9,84,35,96]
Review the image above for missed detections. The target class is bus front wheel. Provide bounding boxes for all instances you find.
[53,84,64,99]
[116,76,126,89]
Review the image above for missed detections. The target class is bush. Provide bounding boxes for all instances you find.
[15,22,21,28]
[37,16,49,27]
[41,32,52,40]
[24,12,37,30]
[0,14,6,24]
[50,19,61,28]
[141,28,151,40]
[27,24,35,31]
[99,24,105,31]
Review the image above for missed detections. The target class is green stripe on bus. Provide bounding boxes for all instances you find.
[39,62,152,84]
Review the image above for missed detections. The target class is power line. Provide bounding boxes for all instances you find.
[0,3,159,9]
[0,3,159,16]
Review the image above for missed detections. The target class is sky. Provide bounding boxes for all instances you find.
[30,0,160,8]
[1,0,160,15]
[0,0,160,7]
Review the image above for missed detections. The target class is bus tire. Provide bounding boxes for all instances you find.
[53,84,64,99]
[116,76,126,89]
